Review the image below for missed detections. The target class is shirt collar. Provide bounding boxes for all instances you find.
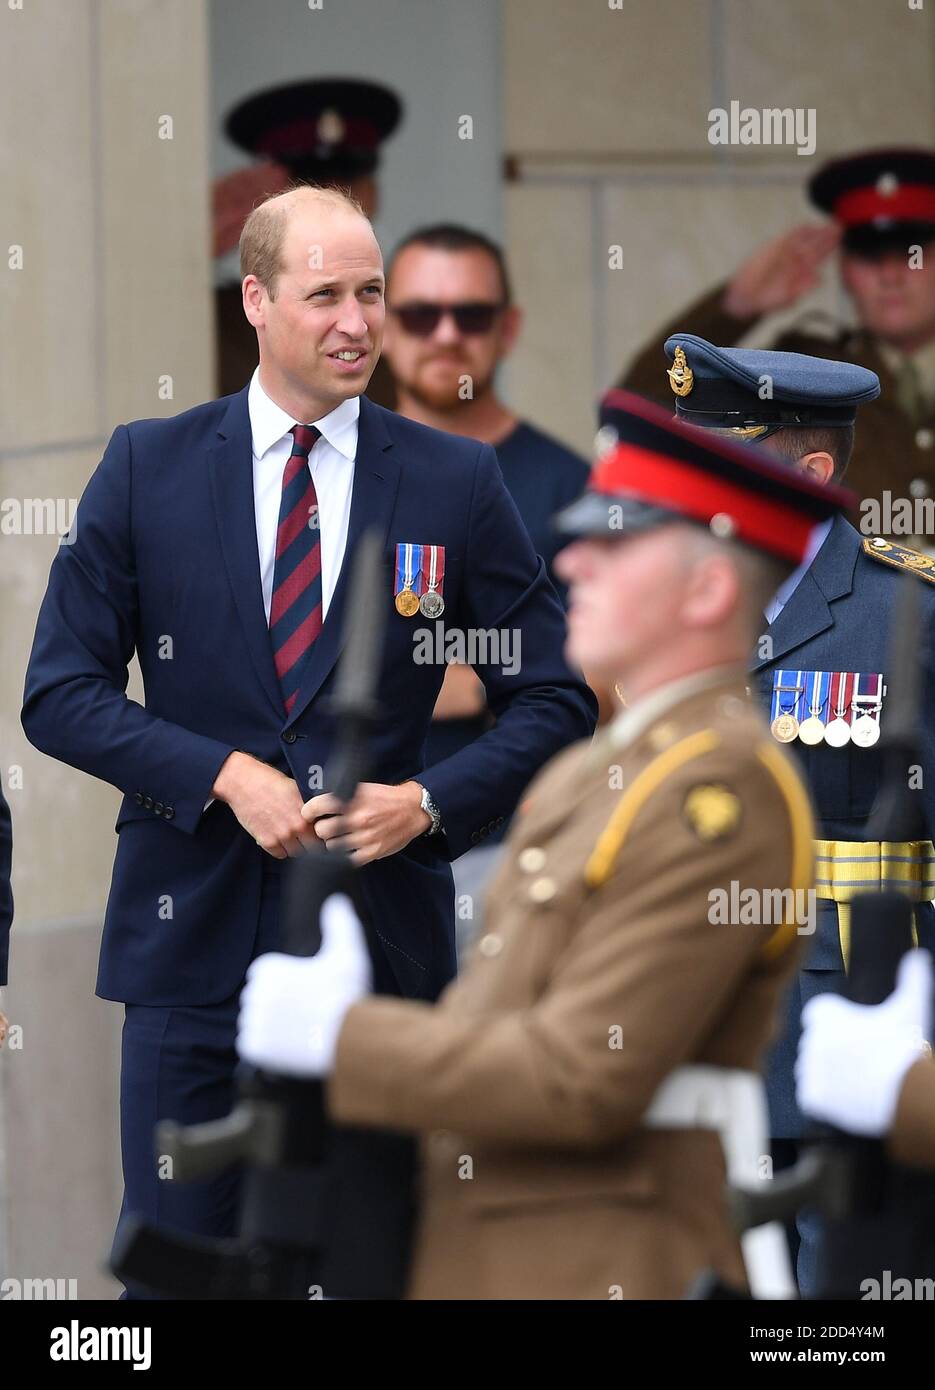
[248,368,360,462]
[878,338,935,405]
[607,662,747,753]
[765,516,834,622]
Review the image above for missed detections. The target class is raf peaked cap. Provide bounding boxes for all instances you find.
[661,333,880,439]
[554,388,854,566]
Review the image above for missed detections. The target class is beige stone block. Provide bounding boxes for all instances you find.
[0,446,134,928]
[505,182,597,457]
[0,1,99,451]
[722,0,935,159]
[98,0,214,423]
[504,0,714,158]
[1,920,122,1299]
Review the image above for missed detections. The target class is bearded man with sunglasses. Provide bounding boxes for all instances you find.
[383,226,600,945]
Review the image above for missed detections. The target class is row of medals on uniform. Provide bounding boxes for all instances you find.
[394,543,445,619]
[771,672,885,749]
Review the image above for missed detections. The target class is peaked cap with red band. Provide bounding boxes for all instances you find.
[809,148,935,255]
[226,79,402,182]
[553,390,854,567]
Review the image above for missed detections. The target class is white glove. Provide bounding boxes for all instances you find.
[795,949,933,1136]
[236,893,372,1077]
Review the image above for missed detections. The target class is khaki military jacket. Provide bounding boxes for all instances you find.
[329,672,815,1299]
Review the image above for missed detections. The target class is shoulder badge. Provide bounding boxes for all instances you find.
[682,783,742,841]
[862,537,935,584]
[666,345,694,398]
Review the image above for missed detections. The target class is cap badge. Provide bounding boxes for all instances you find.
[593,424,619,461]
[317,109,346,145]
[667,345,694,397]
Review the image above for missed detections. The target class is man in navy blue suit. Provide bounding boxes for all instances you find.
[21,185,596,1292]
[659,333,935,1290]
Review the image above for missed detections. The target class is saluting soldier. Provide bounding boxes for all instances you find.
[658,333,935,1289]
[236,390,850,1300]
[622,148,935,527]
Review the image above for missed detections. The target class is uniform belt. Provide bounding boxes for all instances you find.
[813,838,935,969]
[643,1064,794,1299]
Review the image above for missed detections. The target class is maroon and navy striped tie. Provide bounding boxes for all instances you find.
[270,424,322,715]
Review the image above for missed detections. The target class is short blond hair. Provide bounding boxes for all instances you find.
[239,183,367,299]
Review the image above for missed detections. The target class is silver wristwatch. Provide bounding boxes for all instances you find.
[417,784,443,836]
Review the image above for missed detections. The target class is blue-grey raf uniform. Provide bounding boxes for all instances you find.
[662,333,935,1141]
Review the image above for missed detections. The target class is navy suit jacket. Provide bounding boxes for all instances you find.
[753,515,935,1135]
[22,391,596,1006]
[0,785,11,986]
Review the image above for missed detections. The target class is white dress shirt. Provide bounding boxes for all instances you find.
[204,376,360,811]
[763,518,834,625]
[248,369,359,623]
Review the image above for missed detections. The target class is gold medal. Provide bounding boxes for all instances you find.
[771,713,799,743]
[798,716,825,745]
[395,587,420,617]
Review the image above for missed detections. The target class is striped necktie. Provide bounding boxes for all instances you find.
[270,424,323,715]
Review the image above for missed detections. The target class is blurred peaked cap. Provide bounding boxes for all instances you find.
[225,78,403,181]
[809,147,935,253]
[553,389,855,567]
[662,333,880,434]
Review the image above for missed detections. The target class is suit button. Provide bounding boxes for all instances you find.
[143,796,154,810]
[518,847,546,873]
[478,933,503,957]
[134,792,144,806]
[529,877,556,903]
[916,429,933,450]
[470,832,480,845]
[164,806,175,821]
[154,802,164,816]
[282,730,297,744]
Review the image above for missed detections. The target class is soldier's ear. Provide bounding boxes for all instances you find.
[797,451,835,487]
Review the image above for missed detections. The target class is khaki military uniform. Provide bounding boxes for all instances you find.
[620,283,935,525]
[329,670,815,1299]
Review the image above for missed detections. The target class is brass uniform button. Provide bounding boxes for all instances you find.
[647,722,676,751]
[518,846,547,873]
[478,933,503,957]
[528,877,556,903]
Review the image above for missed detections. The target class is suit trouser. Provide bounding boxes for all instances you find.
[113,858,283,1299]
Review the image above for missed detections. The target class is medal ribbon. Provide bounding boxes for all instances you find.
[852,672,883,721]
[830,671,856,725]
[808,669,831,720]
[426,544,445,595]
[395,543,424,597]
[772,668,804,724]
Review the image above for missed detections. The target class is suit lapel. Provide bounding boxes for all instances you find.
[207,389,285,720]
[751,515,861,671]
[285,396,400,728]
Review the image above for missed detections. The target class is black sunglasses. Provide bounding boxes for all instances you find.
[390,301,506,337]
